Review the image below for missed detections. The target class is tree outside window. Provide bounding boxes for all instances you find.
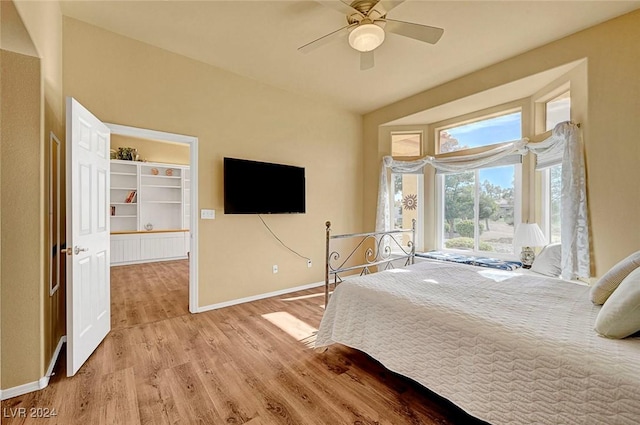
[443,166,516,254]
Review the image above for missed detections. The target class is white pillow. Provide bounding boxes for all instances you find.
[530,243,562,277]
[590,250,640,305]
[594,266,640,339]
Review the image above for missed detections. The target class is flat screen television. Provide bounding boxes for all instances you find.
[224,157,306,214]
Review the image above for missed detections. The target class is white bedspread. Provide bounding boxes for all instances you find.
[315,260,640,425]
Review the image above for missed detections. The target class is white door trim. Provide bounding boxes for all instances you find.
[105,123,199,313]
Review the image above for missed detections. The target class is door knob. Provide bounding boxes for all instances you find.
[61,246,89,255]
[74,246,89,255]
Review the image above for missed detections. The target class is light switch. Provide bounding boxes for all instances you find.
[200,209,215,219]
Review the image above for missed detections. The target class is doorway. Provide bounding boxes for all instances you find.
[106,123,199,314]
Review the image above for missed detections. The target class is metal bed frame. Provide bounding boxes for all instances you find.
[324,220,416,306]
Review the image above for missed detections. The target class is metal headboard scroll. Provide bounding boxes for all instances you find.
[324,219,416,306]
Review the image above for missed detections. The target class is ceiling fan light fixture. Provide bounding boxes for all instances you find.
[348,23,385,52]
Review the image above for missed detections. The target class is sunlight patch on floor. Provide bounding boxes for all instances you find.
[261,311,318,348]
[280,292,324,302]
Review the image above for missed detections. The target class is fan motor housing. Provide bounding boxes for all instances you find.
[347,0,385,24]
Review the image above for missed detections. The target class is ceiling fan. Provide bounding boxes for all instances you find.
[299,0,444,70]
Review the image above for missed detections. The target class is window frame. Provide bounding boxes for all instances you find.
[435,164,522,259]
[433,105,524,259]
[435,107,523,155]
[539,163,562,244]
[388,130,425,251]
[391,130,424,160]
[533,80,573,246]
[544,89,571,132]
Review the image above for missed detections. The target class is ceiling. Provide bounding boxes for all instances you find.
[59,1,640,115]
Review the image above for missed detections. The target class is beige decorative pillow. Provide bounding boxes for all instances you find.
[594,267,640,339]
[590,251,640,305]
[530,243,562,277]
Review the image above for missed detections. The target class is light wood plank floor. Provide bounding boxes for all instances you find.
[110,259,190,330]
[1,260,487,425]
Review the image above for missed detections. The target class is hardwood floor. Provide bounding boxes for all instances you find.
[1,260,486,425]
[110,259,190,330]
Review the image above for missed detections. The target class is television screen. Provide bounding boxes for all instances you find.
[224,157,306,214]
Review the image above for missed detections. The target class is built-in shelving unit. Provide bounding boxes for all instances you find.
[110,160,190,265]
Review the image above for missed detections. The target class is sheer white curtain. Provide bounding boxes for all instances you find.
[375,122,590,279]
[376,139,528,232]
[529,122,590,280]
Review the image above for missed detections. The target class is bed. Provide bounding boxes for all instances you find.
[316,225,640,425]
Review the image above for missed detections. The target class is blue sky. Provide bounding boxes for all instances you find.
[446,112,521,188]
[479,167,514,190]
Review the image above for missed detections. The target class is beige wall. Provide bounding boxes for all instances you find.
[1,49,42,389]
[1,0,64,392]
[111,135,190,165]
[364,10,640,278]
[63,17,363,307]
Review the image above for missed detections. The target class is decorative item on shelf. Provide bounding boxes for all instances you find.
[125,190,137,203]
[165,168,174,176]
[110,149,117,159]
[144,223,154,231]
[151,168,159,175]
[116,147,138,161]
[514,222,548,269]
[111,206,116,216]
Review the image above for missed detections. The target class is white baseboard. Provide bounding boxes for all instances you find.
[197,280,324,313]
[0,380,41,401]
[0,336,66,401]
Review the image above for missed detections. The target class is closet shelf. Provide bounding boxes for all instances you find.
[141,174,181,179]
[142,200,182,204]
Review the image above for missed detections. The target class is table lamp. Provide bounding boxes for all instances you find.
[514,223,547,268]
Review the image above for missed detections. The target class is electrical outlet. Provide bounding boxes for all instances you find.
[272,265,278,274]
[307,259,312,268]
[200,209,215,220]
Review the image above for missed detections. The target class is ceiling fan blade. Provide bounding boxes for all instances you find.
[370,0,406,17]
[315,1,364,19]
[298,23,357,54]
[385,18,444,45]
[360,50,374,71]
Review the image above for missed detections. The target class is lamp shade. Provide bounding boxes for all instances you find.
[514,223,547,247]
[348,23,385,52]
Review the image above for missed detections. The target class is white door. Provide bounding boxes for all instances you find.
[65,97,111,376]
